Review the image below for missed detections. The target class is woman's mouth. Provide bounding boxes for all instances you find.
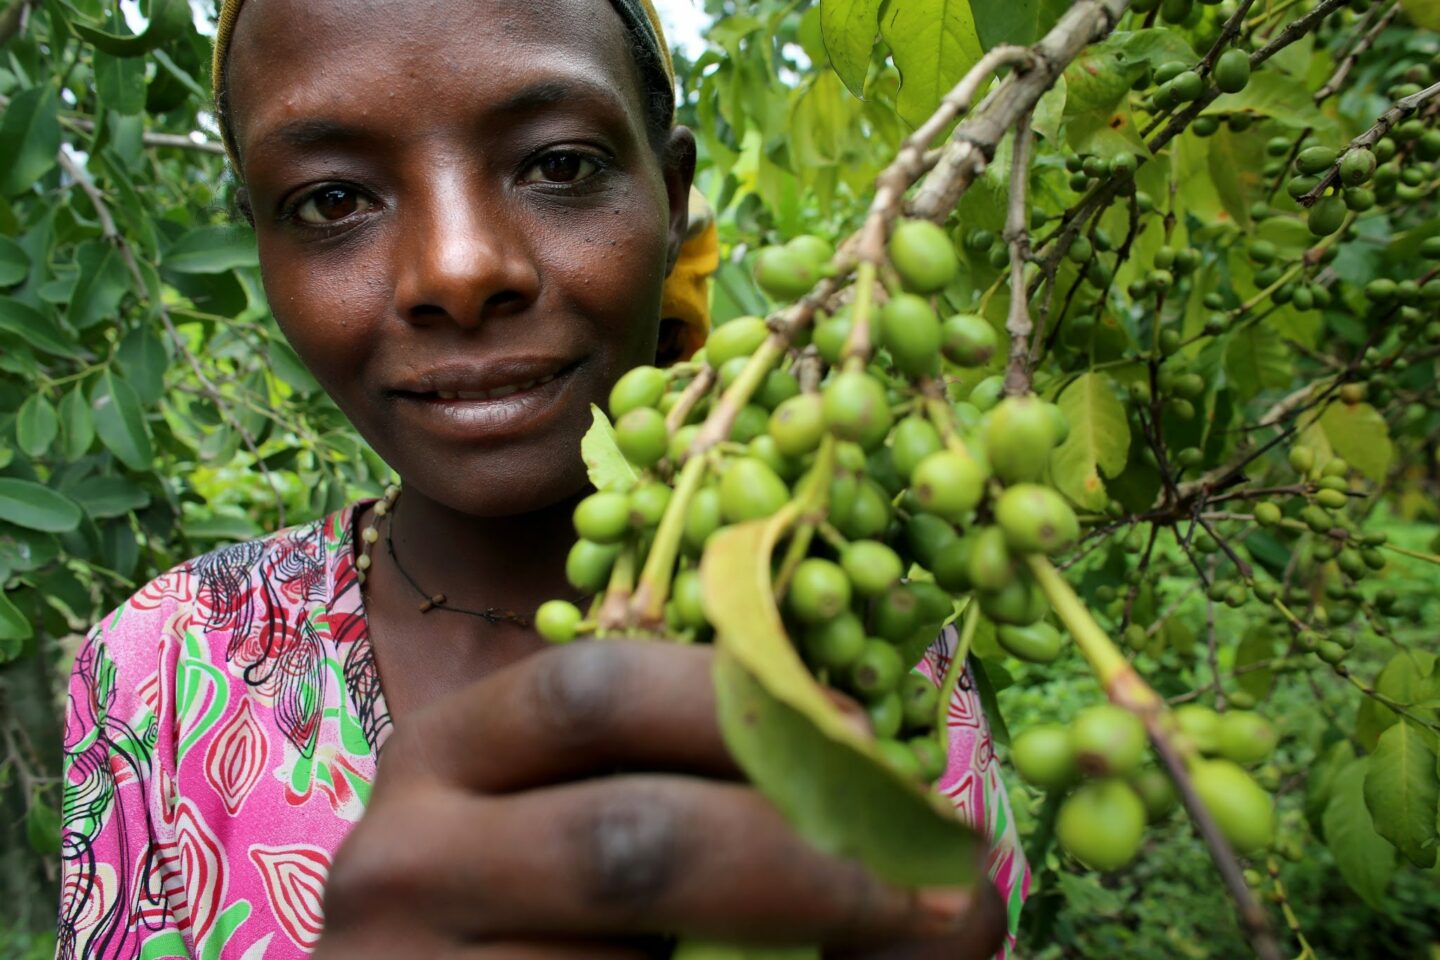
[431,371,561,401]
[392,361,581,443]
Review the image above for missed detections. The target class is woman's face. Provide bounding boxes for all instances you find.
[226,0,694,517]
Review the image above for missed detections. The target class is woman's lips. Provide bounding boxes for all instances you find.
[394,364,578,442]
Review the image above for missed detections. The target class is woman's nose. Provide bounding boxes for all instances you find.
[392,166,540,329]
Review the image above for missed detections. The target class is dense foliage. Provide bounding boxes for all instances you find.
[1,0,1439,957]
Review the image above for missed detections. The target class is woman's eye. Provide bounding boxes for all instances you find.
[294,187,372,224]
[523,152,601,185]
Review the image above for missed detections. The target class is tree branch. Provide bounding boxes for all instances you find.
[1003,116,1036,397]
[1299,79,1440,206]
[1314,1,1399,103]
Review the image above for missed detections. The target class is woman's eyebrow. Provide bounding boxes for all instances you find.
[248,76,632,162]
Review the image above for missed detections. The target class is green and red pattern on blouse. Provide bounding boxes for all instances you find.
[57,503,1028,959]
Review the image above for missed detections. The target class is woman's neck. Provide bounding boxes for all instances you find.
[376,484,583,629]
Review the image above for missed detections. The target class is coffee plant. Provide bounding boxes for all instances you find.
[2,0,1439,957]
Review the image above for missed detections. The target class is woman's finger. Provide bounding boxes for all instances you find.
[328,775,990,948]
[380,641,740,793]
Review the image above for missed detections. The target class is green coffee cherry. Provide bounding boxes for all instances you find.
[1057,780,1146,871]
[788,557,853,624]
[535,600,583,643]
[995,484,1080,555]
[1072,704,1148,778]
[841,540,904,596]
[1213,48,1250,93]
[615,407,668,468]
[565,539,620,593]
[985,396,1059,483]
[802,612,866,671]
[573,491,632,544]
[941,313,999,367]
[609,365,667,418]
[888,218,958,294]
[720,457,790,523]
[911,450,987,522]
[1011,723,1078,790]
[849,640,906,700]
[880,293,942,377]
[823,370,893,450]
[768,393,826,457]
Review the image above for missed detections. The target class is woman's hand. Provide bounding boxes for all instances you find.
[312,641,1005,959]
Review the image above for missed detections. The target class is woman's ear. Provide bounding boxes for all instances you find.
[662,126,698,276]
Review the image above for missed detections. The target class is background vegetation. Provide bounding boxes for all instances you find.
[0,0,1437,957]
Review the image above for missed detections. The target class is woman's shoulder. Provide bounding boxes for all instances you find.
[78,501,370,673]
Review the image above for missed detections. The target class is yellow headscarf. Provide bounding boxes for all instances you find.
[211,0,715,360]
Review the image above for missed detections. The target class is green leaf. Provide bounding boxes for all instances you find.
[702,514,982,887]
[163,225,260,274]
[91,368,154,471]
[1212,69,1334,135]
[1224,325,1290,400]
[819,0,882,100]
[1318,401,1392,483]
[0,234,30,286]
[65,0,190,56]
[116,325,168,405]
[1356,651,1439,751]
[67,241,132,330]
[1322,757,1395,911]
[0,590,32,649]
[68,475,151,519]
[93,49,147,115]
[1305,739,1354,836]
[268,339,321,395]
[0,297,79,357]
[881,0,984,127]
[1364,722,1439,868]
[25,798,60,856]
[59,385,95,461]
[1401,0,1440,29]
[581,404,638,493]
[0,478,83,533]
[0,85,61,197]
[15,394,58,459]
[1234,627,1276,700]
[972,0,1068,47]
[1050,373,1130,511]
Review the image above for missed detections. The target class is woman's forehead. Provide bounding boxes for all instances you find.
[226,0,645,156]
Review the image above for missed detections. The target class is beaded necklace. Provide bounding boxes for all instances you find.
[356,485,531,627]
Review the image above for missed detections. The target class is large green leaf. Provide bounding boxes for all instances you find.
[1322,757,1395,910]
[819,0,882,100]
[163,225,260,274]
[881,0,984,127]
[581,404,638,493]
[0,235,30,286]
[972,0,1068,47]
[1363,722,1439,868]
[1318,401,1392,483]
[0,479,83,533]
[1356,651,1439,751]
[1224,325,1290,400]
[702,514,982,887]
[91,368,154,471]
[0,85,62,197]
[1050,373,1130,511]
[1234,627,1276,700]
[15,394,58,459]
[64,0,191,56]
[0,588,30,653]
[93,49,147,115]
[0,297,80,358]
[68,475,151,520]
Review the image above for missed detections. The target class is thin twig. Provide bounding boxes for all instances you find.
[1314,2,1399,103]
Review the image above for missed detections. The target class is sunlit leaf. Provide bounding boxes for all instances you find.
[1050,373,1130,511]
[581,404,638,493]
[819,0,882,100]
[881,0,983,127]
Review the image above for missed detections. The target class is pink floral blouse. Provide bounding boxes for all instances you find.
[57,503,1028,959]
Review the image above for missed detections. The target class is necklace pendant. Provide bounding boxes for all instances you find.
[419,593,447,613]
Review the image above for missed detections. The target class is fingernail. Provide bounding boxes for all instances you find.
[915,887,975,934]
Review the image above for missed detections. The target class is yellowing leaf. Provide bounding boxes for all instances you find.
[1400,0,1440,31]
[881,0,983,127]
[1319,401,1393,482]
[1051,373,1130,511]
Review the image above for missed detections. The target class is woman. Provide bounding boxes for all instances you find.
[56,0,1025,956]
